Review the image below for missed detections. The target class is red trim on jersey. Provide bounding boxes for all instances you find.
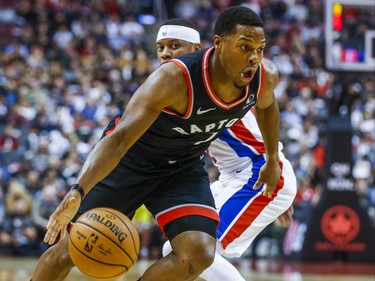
[202,48,250,110]
[156,204,220,238]
[256,62,265,100]
[221,161,284,249]
[250,107,256,115]
[162,60,194,119]
[104,116,121,136]
[230,120,266,154]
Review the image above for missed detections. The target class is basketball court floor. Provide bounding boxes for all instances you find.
[0,257,374,281]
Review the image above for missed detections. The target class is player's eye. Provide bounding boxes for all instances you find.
[241,45,250,51]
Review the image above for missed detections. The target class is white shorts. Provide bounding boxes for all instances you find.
[212,155,297,258]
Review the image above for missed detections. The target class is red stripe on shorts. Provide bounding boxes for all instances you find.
[221,161,284,249]
[156,204,220,238]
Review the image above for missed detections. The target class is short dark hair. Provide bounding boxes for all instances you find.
[160,18,199,32]
[214,6,264,37]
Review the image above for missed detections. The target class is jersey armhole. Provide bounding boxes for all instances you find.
[161,59,194,119]
[256,62,265,100]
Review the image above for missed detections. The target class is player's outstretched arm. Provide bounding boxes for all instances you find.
[43,62,188,245]
[252,59,281,197]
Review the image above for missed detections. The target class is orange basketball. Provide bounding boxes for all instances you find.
[68,207,140,280]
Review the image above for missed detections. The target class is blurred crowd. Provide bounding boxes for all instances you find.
[0,0,374,259]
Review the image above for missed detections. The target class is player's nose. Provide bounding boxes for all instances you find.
[161,47,172,60]
[248,50,260,65]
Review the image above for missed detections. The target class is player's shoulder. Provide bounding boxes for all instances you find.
[261,58,278,76]
[170,49,207,69]
[174,48,206,61]
[261,58,279,85]
[154,62,188,95]
[161,49,206,80]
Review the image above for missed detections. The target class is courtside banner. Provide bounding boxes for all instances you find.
[284,116,374,261]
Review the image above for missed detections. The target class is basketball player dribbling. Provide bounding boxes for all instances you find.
[31,6,286,281]
[155,18,297,281]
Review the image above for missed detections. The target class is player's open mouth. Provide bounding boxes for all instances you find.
[241,68,254,82]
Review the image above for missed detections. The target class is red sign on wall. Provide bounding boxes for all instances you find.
[315,205,367,252]
[321,205,360,245]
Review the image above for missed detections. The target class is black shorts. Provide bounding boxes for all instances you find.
[74,145,219,240]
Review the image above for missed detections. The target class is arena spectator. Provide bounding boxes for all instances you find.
[1,178,38,256]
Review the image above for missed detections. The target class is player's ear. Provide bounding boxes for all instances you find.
[193,43,202,51]
[213,35,221,49]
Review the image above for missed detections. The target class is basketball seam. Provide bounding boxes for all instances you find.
[76,220,137,265]
[104,208,140,256]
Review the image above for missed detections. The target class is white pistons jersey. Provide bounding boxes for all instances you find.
[207,111,297,258]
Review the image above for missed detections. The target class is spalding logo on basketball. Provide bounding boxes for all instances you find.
[68,208,140,279]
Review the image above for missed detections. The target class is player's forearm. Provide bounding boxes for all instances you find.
[75,134,127,194]
[255,99,280,162]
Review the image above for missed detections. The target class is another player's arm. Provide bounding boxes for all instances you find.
[252,58,281,197]
[44,62,188,245]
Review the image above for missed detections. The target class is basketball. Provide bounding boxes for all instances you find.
[68,207,140,280]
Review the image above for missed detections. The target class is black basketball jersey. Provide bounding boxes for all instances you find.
[130,47,264,162]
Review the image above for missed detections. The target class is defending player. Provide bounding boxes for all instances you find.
[31,6,283,281]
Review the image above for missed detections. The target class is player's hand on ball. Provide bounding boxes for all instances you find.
[44,189,81,245]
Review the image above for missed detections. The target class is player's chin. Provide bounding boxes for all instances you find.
[234,80,250,89]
